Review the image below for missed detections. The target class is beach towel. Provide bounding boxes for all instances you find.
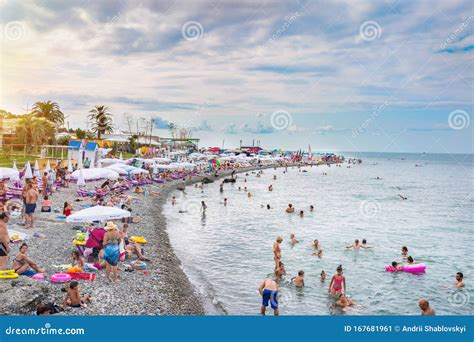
[8,229,31,241]
[68,272,96,281]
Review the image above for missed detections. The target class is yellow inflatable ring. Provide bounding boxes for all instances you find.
[0,270,19,279]
[0,269,16,275]
[130,236,147,244]
[72,240,86,245]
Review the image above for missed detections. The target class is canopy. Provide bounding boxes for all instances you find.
[100,158,126,165]
[70,168,119,181]
[0,167,20,181]
[66,206,131,223]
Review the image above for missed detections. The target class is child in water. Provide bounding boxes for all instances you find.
[291,271,305,288]
[328,265,346,296]
[320,270,326,282]
[290,234,299,245]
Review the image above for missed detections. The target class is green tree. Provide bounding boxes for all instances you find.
[15,115,56,150]
[88,105,114,139]
[31,101,65,125]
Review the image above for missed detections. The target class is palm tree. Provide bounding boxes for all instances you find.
[168,122,177,139]
[88,105,114,139]
[31,101,64,125]
[15,115,56,151]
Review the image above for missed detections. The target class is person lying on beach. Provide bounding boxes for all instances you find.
[259,279,279,316]
[120,224,149,261]
[285,204,294,213]
[12,243,45,276]
[134,187,144,194]
[320,270,326,282]
[455,272,464,288]
[275,261,286,281]
[291,271,305,288]
[335,293,353,307]
[41,196,52,212]
[346,239,361,250]
[290,234,298,245]
[419,298,435,315]
[71,250,85,269]
[64,281,91,308]
[328,265,346,296]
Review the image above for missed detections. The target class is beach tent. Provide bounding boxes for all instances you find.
[67,140,83,166]
[0,167,20,181]
[45,160,51,172]
[70,168,119,181]
[84,142,99,168]
[24,161,33,179]
[34,160,40,177]
[66,206,131,223]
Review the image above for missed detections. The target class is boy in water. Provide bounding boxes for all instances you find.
[64,281,91,308]
[346,239,361,250]
[291,270,305,288]
[455,272,465,288]
[285,204,294,213]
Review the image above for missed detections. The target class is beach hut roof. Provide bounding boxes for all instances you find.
[68,140,82,150]
[85,142,99,151]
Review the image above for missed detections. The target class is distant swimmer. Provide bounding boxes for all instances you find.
[419,298,435,316]
[286,204,295,213]
[290,234,299,246]
[309,205,314,212]
[266,204,271,210]
[224,198,227,206]
[273,175,277,180]
[291,270,305,288]
[455,272,465,288]
[299,210,304,217]
[346,239,361,250]
[219,184,224,193]
[259,279,279,316]
[171,196,176,205]
[268,185,273,192]
[247,192,252,198]
[273,237,283,270]
[238,187,241,191]
[312,239,322,257]
[320,270,326,282]
[201,201,207,212]
[398,194,408,200]
[401,246,409,257]
[361,239,372,249]
[374,177,383,180]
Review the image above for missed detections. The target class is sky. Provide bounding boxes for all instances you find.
[0,0,473,153]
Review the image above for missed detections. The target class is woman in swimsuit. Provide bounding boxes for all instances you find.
[11,243,45,276]
[103,222,120,283]
[328,265,346,296]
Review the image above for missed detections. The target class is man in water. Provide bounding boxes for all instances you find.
[419,298,435,315]
[285,204,294,213]
[268,185,273,191]
[273,237,283,270]
[291,270,305,288]
[25,184,39,228]
[361,239,372,249]
[0,212,10,270]
[310,205,314,212]
[455,272,465,288]
[201,201,207,212]
[346,239,361,250]
[258,278,279,315]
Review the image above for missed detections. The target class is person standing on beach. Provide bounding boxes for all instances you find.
[0,212,10,270]
[25,184,39,228]
[41,172,48,197]
[419,298,435,315]
[259,278,279,315]
[273,237,283,270]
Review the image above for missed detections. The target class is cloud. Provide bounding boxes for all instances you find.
[153,116,172,129]
[191,119,213,131]
[241,121,274,134]
[224,123,238,134]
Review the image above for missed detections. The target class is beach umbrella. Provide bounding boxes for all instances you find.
[70,168,120,181]
[119,152,123,160]
[208,159,221,165]
[66,206,131,223]
[0,167,20,181]
[67,158,73,173]
[12,161,18,171]
[33,160,40,177]
[76,169,86,186]
[24,161,33,179]
[45,159,51,172]
[97,159,102,168]
[77,151,83,169]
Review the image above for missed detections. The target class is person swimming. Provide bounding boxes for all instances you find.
[286,204,294,213]
[320,270,326,282]
[299,210,304,217]
[223,198,227,206]
[361,239,372,249]
[455,272,464,288]
[268,185,273,191]
[335,293,353,307]
[401,246,408,257]
[398,194,408,200]
[328,265,346,296]
[266,204,271,210]
[309,205,314,212]
[290,234,298,246]
[291,270,305,288]
[346,239,361,250]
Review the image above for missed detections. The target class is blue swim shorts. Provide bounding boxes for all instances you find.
[262,289,278,309]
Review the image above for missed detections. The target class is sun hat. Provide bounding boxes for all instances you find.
[105,221,118,231]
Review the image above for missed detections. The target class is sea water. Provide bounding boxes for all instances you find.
[163,153,473,315]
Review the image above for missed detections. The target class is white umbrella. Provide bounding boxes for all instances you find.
[0,167,20,181]
[105,165,128,175]
[66,206,131,223]
[12,161,18,171]
[34,160,40,177]
[130,168,149,175]
[97,159,102,168]
[76,169,86,186]
[24,161,33,179]
[70,168,120,181]
[45,160,51,172]
[67,159,73,173]
[77,150,83,169]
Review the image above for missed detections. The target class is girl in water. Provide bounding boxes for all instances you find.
[328,265,346,296]
[290,234,299,246]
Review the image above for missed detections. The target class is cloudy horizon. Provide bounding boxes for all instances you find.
[0,0,472,153]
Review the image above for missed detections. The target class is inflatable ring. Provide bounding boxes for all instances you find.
[130,236,147,244]
[0,270,19,279]
[32,273,45,280]
[130,260,146,270]
[72,240,86,245]
[402,264,426,273]
[50,273,72,283]
[66,267,82,274]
